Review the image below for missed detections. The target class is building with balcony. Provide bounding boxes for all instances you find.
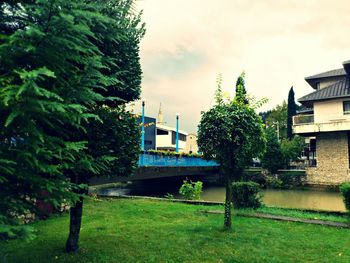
[293,60,350,185]
[156,124,188,152]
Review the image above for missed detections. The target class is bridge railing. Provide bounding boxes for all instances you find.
[138,152,219,167]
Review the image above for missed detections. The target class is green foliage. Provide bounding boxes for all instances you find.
[198,96,266,172]
[287,87,297,139]
[0,0,144,241]
[265,101,288,140]
[235,72,248,105]
[261,127,284,174]
[214,74,224,105]
[86,107,140,178]
[241,168,266,186]
[179,180,203,200]
[266,172,305,189]
[340,183,350,213]
[266,176,284,189]
[198,72,266,228]
[164,193,174,199]
[281,135,305,165]
[231,181,262,209]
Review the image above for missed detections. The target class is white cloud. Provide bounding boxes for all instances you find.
[136,0,350,132]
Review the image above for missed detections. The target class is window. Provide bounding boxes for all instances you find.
[343,101,350,115]
[157,129,168,135]
[171,132,187,144]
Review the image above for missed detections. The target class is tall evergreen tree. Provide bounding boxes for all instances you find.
[0,0,144,252]
[287,86,297,139]
[235,71,249,104]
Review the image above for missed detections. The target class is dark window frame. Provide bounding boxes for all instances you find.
[156,129,169,135]
[343,101,350,115]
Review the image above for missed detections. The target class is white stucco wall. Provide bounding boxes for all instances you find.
[314,98,350,123]
[185,134,198,153]
[156,133,172,148]
[155,124,188,151]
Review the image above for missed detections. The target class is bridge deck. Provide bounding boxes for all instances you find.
[90,153,220,185]
[139,153,219,167]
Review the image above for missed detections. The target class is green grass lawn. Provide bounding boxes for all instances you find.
[1,198,350,263]
[237,206,349,223]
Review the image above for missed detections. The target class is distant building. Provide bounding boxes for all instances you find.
[138,116,156,150]
[293,59,350,185]
[156,124,188,152]
[157,103,166,125]
[185,133,198,154]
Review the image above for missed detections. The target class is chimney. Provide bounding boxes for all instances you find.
[343,60,350,75]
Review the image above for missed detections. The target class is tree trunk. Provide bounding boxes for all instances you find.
[224,174,233,229]
[65,196,84,253]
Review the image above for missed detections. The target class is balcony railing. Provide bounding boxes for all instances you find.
[138,152,219,167]
[293,114,314,125]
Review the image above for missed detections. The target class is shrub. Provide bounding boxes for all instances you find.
[340,183,350,212]
[232,181,262,209]
[179,180,203,200]
[164,193,174,199]
[242,169,266,186]
[266,172,305,189]
[266,176,283,189]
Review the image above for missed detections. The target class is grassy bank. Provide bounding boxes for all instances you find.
[1,198,350,263]
[237,206,349,223]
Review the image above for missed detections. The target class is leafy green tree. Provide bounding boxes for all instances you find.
[261,128,284,174]
[64,0,145,252]
[265,101,288,140]
[198,74,265,229]
[0,0,144,252]
[287,87,297,139]
[281,135,305,166]
[65,106,140,252]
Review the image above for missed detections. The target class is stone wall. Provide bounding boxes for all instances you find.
[306,131,350,185]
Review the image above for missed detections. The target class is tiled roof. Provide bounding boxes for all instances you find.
[298,78,350,103]
[305,68,346,80]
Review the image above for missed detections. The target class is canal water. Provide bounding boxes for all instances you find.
[98,183,346,212]
[201,186,345,212]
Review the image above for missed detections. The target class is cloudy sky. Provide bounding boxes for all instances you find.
[135,0,350,133]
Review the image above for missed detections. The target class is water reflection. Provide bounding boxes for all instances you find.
[97,182,346,212]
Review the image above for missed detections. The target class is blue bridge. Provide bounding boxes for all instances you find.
[90,152,220,185]
[138,152,219,167]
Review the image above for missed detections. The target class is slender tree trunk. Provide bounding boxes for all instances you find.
[65,196,84,253]
[224,174,233,229]
[66,174,87,253]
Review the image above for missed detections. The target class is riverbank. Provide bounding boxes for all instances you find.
[94,182,346,212]
[2,198,350,262]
